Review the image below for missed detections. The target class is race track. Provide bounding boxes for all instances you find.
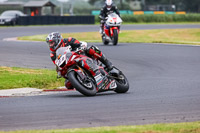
[0,25,200,131]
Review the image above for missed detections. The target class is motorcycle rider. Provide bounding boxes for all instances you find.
[99,0,120,34]
[46,32,113,89]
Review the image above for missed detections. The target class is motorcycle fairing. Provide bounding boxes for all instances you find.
[104,24,119,37]
[110,27,118,37]
[104,24,110,37]
[74,59,116,91]
[77,56,99,76]
[73,68,87,81]
[94,68,117,91]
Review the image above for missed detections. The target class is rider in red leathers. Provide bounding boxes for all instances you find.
[46,32,113,89]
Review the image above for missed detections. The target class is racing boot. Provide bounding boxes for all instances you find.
[99,54,114,72]
[86,45,113,72]
[99,22,104,34]
[99,26,104,34]
[99,27,102,34]
[99,55,120,78]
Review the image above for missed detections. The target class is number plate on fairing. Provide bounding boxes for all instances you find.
[94,73,112,91]
[56,55,66,67]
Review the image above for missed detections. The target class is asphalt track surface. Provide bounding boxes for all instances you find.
[0,24,200,131]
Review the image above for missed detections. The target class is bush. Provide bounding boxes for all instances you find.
[95,13,200,23]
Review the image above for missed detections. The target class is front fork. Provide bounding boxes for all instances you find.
[110,27,119,37]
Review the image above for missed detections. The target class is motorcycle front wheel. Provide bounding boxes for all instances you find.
[112,29,118,45]
[113,68,129,93]
[68,70,97,96]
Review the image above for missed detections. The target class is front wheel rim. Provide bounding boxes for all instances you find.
[77,75,93,89]
[116,73,127,85]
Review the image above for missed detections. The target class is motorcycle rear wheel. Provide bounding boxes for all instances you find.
[68,71,97,96]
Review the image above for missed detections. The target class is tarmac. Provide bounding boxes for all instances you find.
[0,87,72,97]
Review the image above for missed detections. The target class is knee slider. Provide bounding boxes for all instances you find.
[91,45,101,54]
[86,45,102,59]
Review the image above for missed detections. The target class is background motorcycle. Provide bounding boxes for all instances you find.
[55,42,129,96]
[101,13,122,45]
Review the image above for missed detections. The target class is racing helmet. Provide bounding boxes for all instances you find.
[46,32,63,51]
[105,0,113,10]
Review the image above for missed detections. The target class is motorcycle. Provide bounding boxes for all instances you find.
[55,42,129,96]
[101,13,122,45]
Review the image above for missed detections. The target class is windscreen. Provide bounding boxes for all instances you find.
[56,47,72,58]
[1,11,24,17]
[109,13,118,18]
[56,47,72,67]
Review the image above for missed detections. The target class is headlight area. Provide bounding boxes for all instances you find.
[0,18,16,25]
[5,19,12,22]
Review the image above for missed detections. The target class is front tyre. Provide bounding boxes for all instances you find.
[67,71,97,96]
[113,68,129,93]
[112,29,118,45]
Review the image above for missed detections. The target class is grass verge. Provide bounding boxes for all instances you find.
[0,66,64,90]
[0,121,199,133]
[18,28,200,45]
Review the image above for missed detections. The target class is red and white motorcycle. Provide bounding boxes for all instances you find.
[55,42,129,96]
[101,13,122,45]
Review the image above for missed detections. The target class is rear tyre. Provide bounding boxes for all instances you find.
[112,29,118,45]
[68,70,97,96]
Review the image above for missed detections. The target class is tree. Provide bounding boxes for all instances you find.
[88,0,96,5]
[89,0,104,5]
[120,0,123,9]
[183,0,200,12]
[144,0,200,12]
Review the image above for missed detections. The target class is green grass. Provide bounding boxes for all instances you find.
[18,28,200,45]
[119,29,200,45]
[0,121,199,133]
[0,66,64,90]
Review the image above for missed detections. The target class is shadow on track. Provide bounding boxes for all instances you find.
[46,91,130,98]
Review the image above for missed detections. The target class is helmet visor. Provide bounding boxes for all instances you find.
[107,5,112,8]
[48,40,56,48]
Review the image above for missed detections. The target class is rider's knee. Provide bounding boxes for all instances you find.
[86,45,102,59]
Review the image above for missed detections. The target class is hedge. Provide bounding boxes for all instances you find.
[95,13,200,23]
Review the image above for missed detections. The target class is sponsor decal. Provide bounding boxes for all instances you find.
[70,55,76,61]
[57,54,61,59]
[110,80,117,89]
[95,73,103,84]
[94,53,101,58]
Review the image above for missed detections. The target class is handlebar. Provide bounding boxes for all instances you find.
[75,46,85,54]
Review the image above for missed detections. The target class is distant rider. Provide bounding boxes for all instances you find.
[46,32,113,89]
[99,0,120,34]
